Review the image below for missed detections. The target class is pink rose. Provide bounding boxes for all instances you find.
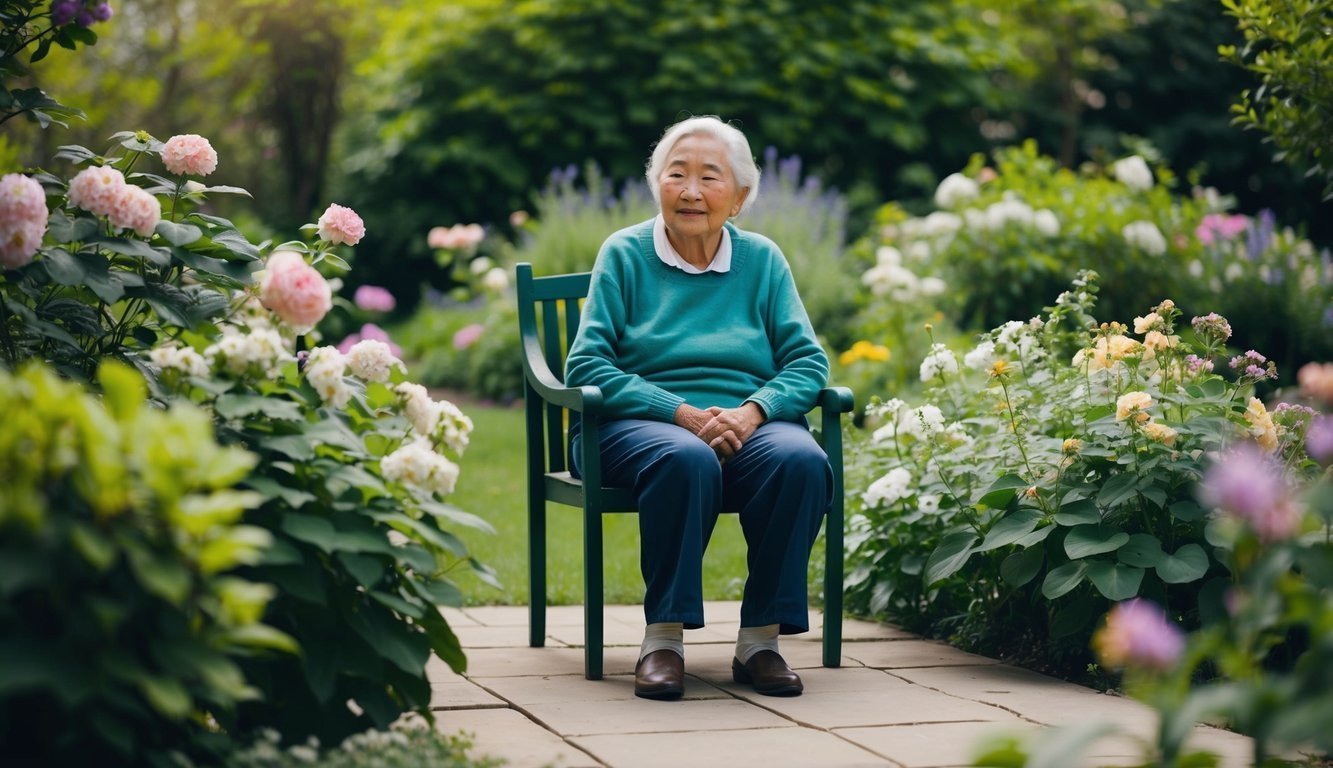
[0,173,49,269]
[106,184,161,237]
[427,223,485,250]
[453,323,484,350]
[260,250,332,332]
[353,284,396,312]
[161,134,218,177]
[317,203,365,246]
[67,166,126,217]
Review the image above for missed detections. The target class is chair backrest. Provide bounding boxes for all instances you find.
[515,262,590,475]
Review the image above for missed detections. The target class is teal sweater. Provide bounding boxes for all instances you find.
[565,219,828,423]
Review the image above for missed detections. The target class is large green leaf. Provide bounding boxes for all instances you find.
[1053,498,1100,526]
[975,473,1028,509]
[88,235,170,266]
[1117,533,1164,568]
[1000,546,1044,587]
[345,602,430,676]
[1064,525,1130,559]
[1086,560,1144,600]
[215,394,305,421]
[976,509,1043,552]
[419,605,467,676]
[1050,599,1098,639]
[923,531,979,586]
[1156,543,1209,584]
[1042,561,1087,599]
[1096,473,1139,507]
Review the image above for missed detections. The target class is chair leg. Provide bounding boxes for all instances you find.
[529,498,546,648]
[823,520,844,668]
[584,504,605,680]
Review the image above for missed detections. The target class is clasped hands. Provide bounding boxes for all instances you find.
[674,401,766,462]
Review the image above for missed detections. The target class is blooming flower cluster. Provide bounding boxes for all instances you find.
[1111,155,1154,192]
[259,250,332,334]
[861,245,947,302]
[353,284,396,313]
[396,382,473,455]
[1200,443,1302,542]
[67,165,161,237]
[380,439,461,497]
[344,339,403,383]
[204,324,292,378]
[427,223,485,250]
[1121,220,1168,256]
[50,0,112,26]
[862,466,913,508]
[1195,212,1248,246]
[0,173,49,268]
[160,134,218,177]
[317,204,365,246]
[337,322,402,358]
[919,343,958,382]
[148,344,210,379]
[839,340,891,366]
[305,346,352,409]
[1228,349,1277,382]
[1092,598,1184,672]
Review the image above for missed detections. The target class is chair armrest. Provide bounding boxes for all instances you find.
[520,333,604,414]
[817,386,855,414]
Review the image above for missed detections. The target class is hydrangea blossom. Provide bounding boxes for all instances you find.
[67,166,125,217]
[1111,156,1154,191]
[427,223,485,250]
[149,344,210,378]
[203,324,291,378]
[316,203,365,246]
[933,173,979,209]
[1122,220,1168,255]
[106,184,161,237]
[0,173,48,268]
[161,134,218,176]
[381,438,461,496]
[395,382,474,455]
[345,339,403,383]
[260,250,332,333]
[862,467,913,508]
[304,346,352,408]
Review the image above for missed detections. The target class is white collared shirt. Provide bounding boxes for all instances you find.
[652,214,732,274]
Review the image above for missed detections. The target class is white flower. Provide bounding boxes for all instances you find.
[1112,155,1154,191]
[345,339,404,383]
[920,211,963,239]
[1122,220,1167,256]
[862,262,920,299]
[913,404,946,435]
[919,276,947,296]
[380,438,461,496]
[305,346,352,408]
[862,467,913,508]
[906,240,932,261]
[1188,260,1203,278]
[984,197,1035,230]
[919,343,958,382]
[934,173,980,209]
[204,324,292,378]
[149,344,211,378]
[469,256,494,275]
[964,340,998,371]
[875,246,902,266]
[918,494,941,513]
[1033,209,1060,237]
[394,382,473,454]
[482,267,509,292]
[1133,313,1163,334]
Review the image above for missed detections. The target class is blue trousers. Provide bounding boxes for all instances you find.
[573,419,831,634]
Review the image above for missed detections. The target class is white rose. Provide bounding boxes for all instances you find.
[1112,155,1154,191]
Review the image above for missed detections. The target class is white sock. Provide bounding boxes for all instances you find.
[640,622,684,661]
[735,624,780,663]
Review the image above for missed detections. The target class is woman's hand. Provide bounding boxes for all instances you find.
[697,402,766,460]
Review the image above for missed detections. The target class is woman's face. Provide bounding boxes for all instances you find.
[657,133,750,242]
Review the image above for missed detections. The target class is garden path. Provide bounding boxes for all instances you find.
[429,601,1257,768]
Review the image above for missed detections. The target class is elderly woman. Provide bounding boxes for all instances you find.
[565,116,831,700]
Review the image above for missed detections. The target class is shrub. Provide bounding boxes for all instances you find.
[226,722,501,768]
[0,361,285,767]
[844,272,1315,676]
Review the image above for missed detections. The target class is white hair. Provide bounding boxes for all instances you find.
[645,116,760,216]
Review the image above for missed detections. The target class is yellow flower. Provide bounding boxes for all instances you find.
[839,340,891,366]
[1142,331,1178,352]
[1133,313,1163,334]
[1073,335,1144,371]
[988,360,1010,378]
[1245,397,1278,453]
[1142,422,1177,446]
[1062,438,1083,454]
[1115,391,1154,423]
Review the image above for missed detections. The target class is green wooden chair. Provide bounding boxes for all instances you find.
[516,261,854,680]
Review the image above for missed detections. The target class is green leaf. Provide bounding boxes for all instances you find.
[98,360,146,421]
[258,434,317,460]
[345,603,430,676]
[69,523,118,571]
[1117,533,1164,568]
[1050,599,1097,639]
[280,514,340,554]
[337,552,387,587]
[1064,525,1130,559]
[1000,545,1044,587]
[1156,543,1209,584]
[242,475,317,509]
[1053,498,1100,526]
[419,606,467,676]
[89,236,170,266]
[976,473,1028,509]
[225,624,299,654]
[1096,473,1139,507]
[155,220,203,246]
[923,531,979,586]
[1170,500,1206,522]
[125,541,191,606]
[214,394,305,421]
[1086,560,1144,600]
[138,676,192,719]
[976,509,1042,552]
[1042,561,1087,599]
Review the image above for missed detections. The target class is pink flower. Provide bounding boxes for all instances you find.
[67,165,126,217]
[1200,443,1301,543]
[106,184,161,237]
[452,323,484,350]
[1307,416,1333,466]
[0,173,49,269]
[353,284,396,313]
[260,250,332,333]
[1195,213,1249,246]
[316,203,365,246]
[1298,362,1333,405]
[427,223,485,250]
[161,134,218,177]
[1093,599,1185,672]
[347,322,402,357]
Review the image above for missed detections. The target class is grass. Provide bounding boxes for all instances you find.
[442,398,752,606]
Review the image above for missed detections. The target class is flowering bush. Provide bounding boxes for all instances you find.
[0,360,287,767]
[857,141,1332,385]
[844,271,1321,675]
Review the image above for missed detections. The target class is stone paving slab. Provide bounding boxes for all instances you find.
[430,603,1258,768]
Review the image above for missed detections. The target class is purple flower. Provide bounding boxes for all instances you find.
[93,2,112,21]
[1185,354,1214,375]
[76,8,95,25]
[452,323,484,351]
[50,0,78,25]
[1308,416,1333,466]
[1093,599,1185,672]
[1190,312,1232,343]
[353,284,396,313]
[1200,443,1301,543]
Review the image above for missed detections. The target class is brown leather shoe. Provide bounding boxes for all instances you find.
[634,649,684,700]
[732,650,803,696]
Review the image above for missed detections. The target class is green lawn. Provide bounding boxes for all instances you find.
[444,399,753,606]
